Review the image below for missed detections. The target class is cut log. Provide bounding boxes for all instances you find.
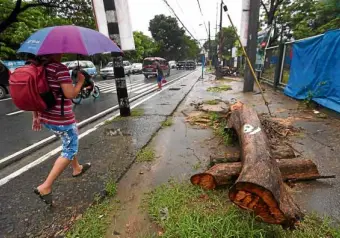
[191,159,322,190]
[271,145,296,159]
[227,102,303,227]
[209,152,241,165]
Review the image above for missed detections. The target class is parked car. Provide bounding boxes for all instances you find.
[169,60,176,69]
[0,61,10,99]
[64,60,97,77]
[100,61,132,79]
[186,60,196,70]
[123,61,132,75]
[142,57,170,78]
[176,61,186,70]
[132,63,143,74]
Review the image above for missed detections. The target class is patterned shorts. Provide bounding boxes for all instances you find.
[43,123,79,160]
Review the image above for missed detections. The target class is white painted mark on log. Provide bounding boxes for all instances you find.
[243,124,261,135]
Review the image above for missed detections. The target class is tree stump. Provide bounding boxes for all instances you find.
[227,102,303,227]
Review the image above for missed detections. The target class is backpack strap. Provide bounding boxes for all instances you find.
[60,88,65,117]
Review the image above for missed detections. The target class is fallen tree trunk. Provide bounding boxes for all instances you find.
[227,102,303,227]
[209,144,296,166]
[191,159,325,190]
[209,152,241,165]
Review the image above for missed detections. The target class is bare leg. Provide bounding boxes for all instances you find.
[71,156,83,176]
[37,156,71,195]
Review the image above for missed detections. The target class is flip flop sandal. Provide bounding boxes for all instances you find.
[72,163,91,178]
[34,188,53,206]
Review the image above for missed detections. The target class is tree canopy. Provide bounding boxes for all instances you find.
[149,14,200,61]
[124,31,159,62]
[216,26,237,59]
[0,0,95,59]
[260,0,340,44]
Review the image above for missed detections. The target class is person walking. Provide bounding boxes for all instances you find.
[33,54,91,206]
[155,60,164,90]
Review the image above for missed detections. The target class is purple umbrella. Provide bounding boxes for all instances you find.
[17,25,122,55]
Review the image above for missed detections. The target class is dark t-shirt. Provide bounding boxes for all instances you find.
[155,62,163,77]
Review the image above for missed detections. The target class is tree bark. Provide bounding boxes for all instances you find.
[0,0,22,34]
[0,0,64,34]
[209,144,296,167]
[191,159,322,190]
[227,102,303,227]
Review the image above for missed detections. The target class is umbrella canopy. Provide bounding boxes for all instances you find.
[17,25,122,56]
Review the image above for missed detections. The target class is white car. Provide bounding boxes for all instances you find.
[100,61,132,79]
[169,60,176,69]
[131,63,142,74]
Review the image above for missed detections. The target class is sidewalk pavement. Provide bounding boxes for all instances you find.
[0,71,201,238]
[105,73,340,237]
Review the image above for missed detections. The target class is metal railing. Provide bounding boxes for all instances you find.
[260,45,279,86]
[259,33,324,89]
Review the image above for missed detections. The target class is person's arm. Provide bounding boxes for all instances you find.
[32,111,41,131]
[61,71,85,99]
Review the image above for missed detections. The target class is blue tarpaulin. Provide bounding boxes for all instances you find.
[284,30,340,112]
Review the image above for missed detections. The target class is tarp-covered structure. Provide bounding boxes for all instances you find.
[284,30,340,112]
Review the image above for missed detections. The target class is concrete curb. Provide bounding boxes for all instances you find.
[0,71,196,170]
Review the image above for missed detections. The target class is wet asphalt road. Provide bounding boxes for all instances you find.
[0,69,188,159]
[0,70,201,237]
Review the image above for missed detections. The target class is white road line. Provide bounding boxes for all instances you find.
[0,71,197,185]
[0,72,196,186]
[133,84,158,94]
[0,98,12,102]
[6,110,24,116]
[101,82,147,94]
[0,136,56,165]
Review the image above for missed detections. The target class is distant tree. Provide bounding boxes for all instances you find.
[178,35,200,60]
[216,26,237,60]
[149,14,185,60]
[124,31,159,62]
[203,39,217,53]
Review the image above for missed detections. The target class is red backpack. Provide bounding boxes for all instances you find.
[9,63,58,112]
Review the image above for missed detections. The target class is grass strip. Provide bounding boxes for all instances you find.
[145,181,340,238]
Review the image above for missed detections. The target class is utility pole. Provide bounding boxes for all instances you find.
[219,0,223,66]
[208,21,211,60]
[214,2,218,67]
[104,0,131,116]
[243,0,261,92]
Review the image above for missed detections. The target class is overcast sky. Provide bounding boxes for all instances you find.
[128,0,243,44]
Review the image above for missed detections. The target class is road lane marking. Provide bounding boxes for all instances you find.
[6,110,24,116]
[101,82,147,94]
[0,136,56,165]
[0,98,12,102]
[0,71,196,177]
[133,84,158,94]
[0,72,199,186]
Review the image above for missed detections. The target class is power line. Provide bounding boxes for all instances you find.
[175,0,198,36]
[196,0,209,37]
[162,0,200,44]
